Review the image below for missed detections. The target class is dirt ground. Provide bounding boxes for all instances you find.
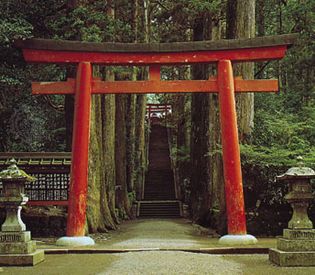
[35,218,276,250]
[1,219,315,274]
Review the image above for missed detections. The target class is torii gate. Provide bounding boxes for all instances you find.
[16,34,297,246]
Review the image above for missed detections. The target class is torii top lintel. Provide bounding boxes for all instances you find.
[15,34,297,65]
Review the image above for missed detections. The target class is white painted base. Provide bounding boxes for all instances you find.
[56,236,95,247]
[219,234,258,245]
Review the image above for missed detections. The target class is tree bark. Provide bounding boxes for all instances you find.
[100,94,118,228]
[134,0,149,201]
[125,0,139,194]
[226,0,255,143]
[64,94,74,151]
[115,94,131,218]
[126,94,136,192]
[256,0,265,37]
[135,95,147,200]
[208,21,226,234]
[85,0,117,231]
[189,15,226,232]
[87,95,108,232]
[190,16,212,224]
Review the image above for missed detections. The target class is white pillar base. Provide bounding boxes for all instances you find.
[56,236,95,247]
[219,234,258,245]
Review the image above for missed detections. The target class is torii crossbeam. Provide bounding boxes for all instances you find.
[16,34,297,245]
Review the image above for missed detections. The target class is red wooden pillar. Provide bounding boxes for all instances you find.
[66,62,92,237]
[218,60,247,235]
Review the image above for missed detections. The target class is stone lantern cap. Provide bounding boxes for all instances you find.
[0,159,36,182]
[276,156,315,181]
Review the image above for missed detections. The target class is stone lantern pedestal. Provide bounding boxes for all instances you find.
[269,157,315,266]
[0,159,45,266]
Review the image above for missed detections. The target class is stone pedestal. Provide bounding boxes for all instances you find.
[269,229,315,266]
[0,159,45,266]
[0,231,44,266]
[219,234,257,245]
[269,158,315,266]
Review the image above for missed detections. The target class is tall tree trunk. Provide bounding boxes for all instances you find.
[172,91,191,202]
[64,94,74,151]
[134,0,149,200]
[135,95,147,200]
[190,16,212,224]
[87,0,117,231]
[144,0,150,42]
[115,94,131,218]
[173,94,185,201]
[101,92,118,228]
[87,94,108,232]
[125,0,139,194]
[208,20,226,234]
[256,0,265,37]
[190,15,226,231]
[98,0,119,228]
[126,94,136,192]
[226,0,255,143]
[256,0,265,79]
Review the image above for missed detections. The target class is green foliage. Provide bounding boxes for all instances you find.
[115,207,128,220]
[241,91,315,235]
[171,146,191,163]
[128,191,136,204]
[0,1,67,152]
[47,3,132,42]
[188,0,223,16]
[0,18,33,46]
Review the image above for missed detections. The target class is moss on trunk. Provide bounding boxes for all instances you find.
[87,95,105,232]
[115,94,131,218]
[135,95,147,200]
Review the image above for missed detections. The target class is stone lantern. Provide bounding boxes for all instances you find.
[0,159,45,266]
[269,157,315,266]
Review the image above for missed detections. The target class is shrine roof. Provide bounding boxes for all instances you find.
[15,34,298,53]
[0,152,71,166]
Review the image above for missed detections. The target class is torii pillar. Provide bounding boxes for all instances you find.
[218,60,256,244]
[56,62,95,246]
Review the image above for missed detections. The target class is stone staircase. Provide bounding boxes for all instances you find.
[139,201,181,218]
[139,123,181,218]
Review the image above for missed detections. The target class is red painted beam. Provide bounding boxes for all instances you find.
[23,45,287,65]
[218,60,247,235]
[93,79,219,94]
[32,79,278,95]
[66,62,92,237]
[235,79,278,92]
[32,79,75,94]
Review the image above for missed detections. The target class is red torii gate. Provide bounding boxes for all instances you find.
[146,104,172,119]
[16,34,296,245]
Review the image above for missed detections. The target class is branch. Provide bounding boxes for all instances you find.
[254,61,272,78]
[43,95,64,113]
[151,0,169,10]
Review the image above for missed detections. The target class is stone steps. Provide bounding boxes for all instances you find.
[139,201,181,218]
[139,124,181,218]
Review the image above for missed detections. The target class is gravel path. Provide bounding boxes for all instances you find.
[100,251,243,275]
[2,219,315,274]
[2,253,315,275]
